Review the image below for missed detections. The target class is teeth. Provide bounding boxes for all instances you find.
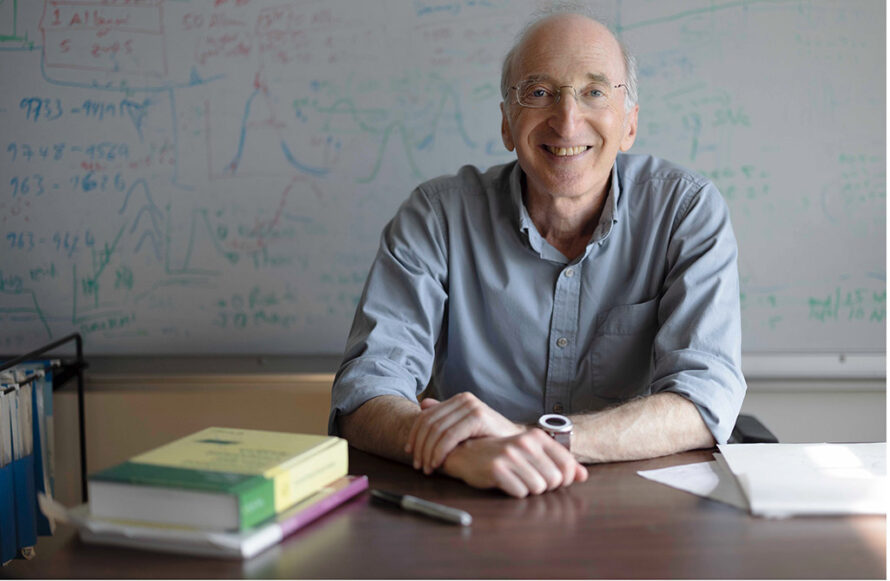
[547,145,588,157]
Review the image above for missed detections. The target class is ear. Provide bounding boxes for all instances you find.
[500,102,515,152]
[619,104,639,152]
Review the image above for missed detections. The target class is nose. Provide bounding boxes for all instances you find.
[556,85,580,105]
[548,86,583,136]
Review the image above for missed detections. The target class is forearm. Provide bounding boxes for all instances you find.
[571,392,715,464]
[337,395,421,465]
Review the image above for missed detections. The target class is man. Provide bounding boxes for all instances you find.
[328,9,746,498]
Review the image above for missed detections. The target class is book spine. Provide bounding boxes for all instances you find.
[268,438,349,514]
[234,479,276,531]
[278,475,368,537]
[240,475,367,559]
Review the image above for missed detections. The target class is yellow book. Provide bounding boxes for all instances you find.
[88,427,348,531]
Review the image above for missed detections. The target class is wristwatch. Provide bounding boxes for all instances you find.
[537,413,573,450]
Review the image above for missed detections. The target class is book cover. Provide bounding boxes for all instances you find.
[40,475,368,559]
[88,427,348,530]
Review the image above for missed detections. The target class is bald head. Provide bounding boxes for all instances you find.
[500,11,638,112]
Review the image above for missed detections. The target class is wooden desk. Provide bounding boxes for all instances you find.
[4,448,886,579]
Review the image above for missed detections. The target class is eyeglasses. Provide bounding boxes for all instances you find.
[510,79,627,110]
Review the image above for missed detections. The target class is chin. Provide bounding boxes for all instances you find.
[538,173,598,199]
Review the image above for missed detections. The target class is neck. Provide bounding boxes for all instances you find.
[525,182,609,261]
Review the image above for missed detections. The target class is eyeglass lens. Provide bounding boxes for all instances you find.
[515,81,624,109]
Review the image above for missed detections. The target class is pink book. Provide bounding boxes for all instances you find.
[277,475,367,537]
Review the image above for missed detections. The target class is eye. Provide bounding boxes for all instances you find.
[583,85,607,99]
[524,84,554,99]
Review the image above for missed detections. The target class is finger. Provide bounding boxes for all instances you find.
[411,398,468,469]
[409,396,463,460]
[405,418,419,456]
[423,406,483,473]
[522,441,568,491]
[535,434,581,488]
[489,458,531,498]
[575,463,589,482]
[420,405,485,473]
[505,451,550,496]
[421,395,493,472]
[405,398,441,454]
[405,405,429,455]
[532,457,568,491]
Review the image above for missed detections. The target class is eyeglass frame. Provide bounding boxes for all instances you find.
[508,78,628,109]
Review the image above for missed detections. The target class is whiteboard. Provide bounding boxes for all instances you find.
[0,0,884,357]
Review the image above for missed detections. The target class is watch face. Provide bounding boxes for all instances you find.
[537,414,573,450]
[538,413,573,433]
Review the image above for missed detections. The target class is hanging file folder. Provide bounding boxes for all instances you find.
[0,389,17,565]
[9,383,38,557]
[16,363,56,535]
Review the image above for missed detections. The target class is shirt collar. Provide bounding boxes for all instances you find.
[592,162,621,244]
[510,161,622,263]
[509,162,532,233]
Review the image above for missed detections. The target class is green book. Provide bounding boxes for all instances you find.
[88,427,348,531]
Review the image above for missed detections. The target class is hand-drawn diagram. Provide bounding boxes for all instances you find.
[0,0,884,355]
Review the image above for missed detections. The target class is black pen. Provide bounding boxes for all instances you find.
[370,489,473,526]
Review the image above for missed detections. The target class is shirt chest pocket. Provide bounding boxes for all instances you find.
[589,297,659,401]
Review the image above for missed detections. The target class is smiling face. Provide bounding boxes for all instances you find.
[501,14,638,207]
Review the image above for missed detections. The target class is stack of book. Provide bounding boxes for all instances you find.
[40,427,367,559]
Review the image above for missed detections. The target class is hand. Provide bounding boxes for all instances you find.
[405,392,524,474]
[440,430,588,498]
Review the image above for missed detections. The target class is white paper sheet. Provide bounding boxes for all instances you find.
[717,442,887,518]
[637,458,748,511]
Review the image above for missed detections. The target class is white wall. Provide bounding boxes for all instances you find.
[742,379,886,443]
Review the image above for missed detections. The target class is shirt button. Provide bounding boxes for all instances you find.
[553,403,564,414]
[556,337,568,348]
[564,268,575,278]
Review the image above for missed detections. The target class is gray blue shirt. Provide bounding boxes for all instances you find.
[329,154,747,444]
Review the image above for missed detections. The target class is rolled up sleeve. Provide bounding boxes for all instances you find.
[650,182,747,443]
[328,186,448,436]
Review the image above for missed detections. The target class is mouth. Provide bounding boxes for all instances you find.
[544,145,591,157]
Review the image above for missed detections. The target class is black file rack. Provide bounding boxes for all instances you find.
[1,333,88,502]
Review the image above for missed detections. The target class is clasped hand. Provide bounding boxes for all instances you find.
[404,393,587,498]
